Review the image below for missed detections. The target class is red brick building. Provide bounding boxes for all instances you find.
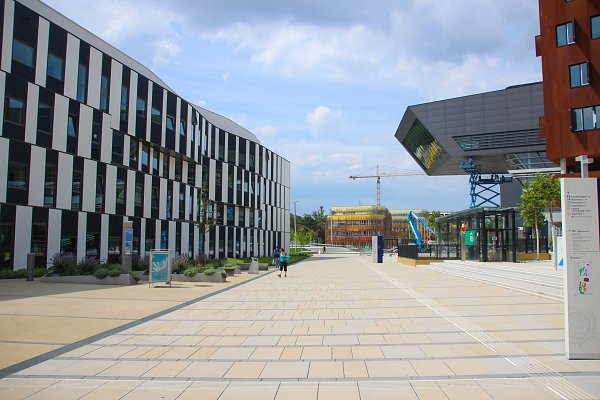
[537,0,600,172]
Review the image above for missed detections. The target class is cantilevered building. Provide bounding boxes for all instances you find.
[0,0,290,269]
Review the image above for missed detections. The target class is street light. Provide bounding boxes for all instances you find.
[293,200,298,253]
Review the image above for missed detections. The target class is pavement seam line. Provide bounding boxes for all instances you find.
[359,258,596,400]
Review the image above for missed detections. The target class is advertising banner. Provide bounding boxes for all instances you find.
[561,178,600,359]
[149,250,171,285]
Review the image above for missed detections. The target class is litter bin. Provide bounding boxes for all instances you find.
[249,257,259,274]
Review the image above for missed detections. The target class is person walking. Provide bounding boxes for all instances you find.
[278,248,289,277]
[273,247,281,270]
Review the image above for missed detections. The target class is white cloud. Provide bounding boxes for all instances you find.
[254,124,277,138]
[222,72,230,83]
[306,106,342,136]
[193,99,207,107]
[152,39,182,67]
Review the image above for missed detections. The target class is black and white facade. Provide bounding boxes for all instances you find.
[0,0,291,270]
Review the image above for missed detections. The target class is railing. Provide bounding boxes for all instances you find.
[397,243,460,260]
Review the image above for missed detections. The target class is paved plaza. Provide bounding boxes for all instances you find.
[1,254,600,399]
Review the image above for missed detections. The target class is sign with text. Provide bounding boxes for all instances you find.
[561,178,600,359]
[465,230,477,246]
[149,250,171,284]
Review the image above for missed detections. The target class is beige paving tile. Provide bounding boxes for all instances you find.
[170,336,205,346]
[410,360,455,377]
[56,360,119,376]
[219,382,279,400]
[216,336,247,346]
[443,359,489,375]
[275,382,318,400]
[243,336,281,346]
[260,361,309,379]
[438,380,493,400]
[479,379,557,400]
[60,345,100,358]
[209,347,255,360]
[359,381,419,400]
[25,379,104,400]
[96,360,159,377]
[187,347,218,359]
[175,381,229,400]
[224,361,266,378]
[366,360,417,378]
[295,335,323,346]
[0,378,58,400]
[280,347,303,360]
[277,336,298,346]
[157,346,198,360]
[358,335,387,345]
[343,361,369,378]
[137,347,171,359]
[332,346,353,359]
[85,346,137,359]
[301,346,332,360]
[323,335,359,345]
[120,381,189,400]
[142,361,191,377]
[122,347,154,359]
[351,346,384,359]
[307,361,344,378]
[419,344,458,358]
[79,380,144,400]
[250,347,284,360]
[318,382,360,400]
[410,380,448,400]
[15,359,80,376]
[177,361,233,378]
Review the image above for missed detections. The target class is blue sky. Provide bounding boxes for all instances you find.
[42,0,542,215]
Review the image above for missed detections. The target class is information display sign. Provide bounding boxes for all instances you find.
[561,178,600,359]
[465,230,477,246]
[149,250,171,285]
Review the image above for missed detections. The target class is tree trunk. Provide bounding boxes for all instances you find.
[548,205,557,270]
[535,215,540,261]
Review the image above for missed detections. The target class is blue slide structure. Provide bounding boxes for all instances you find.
[407,211,437,249]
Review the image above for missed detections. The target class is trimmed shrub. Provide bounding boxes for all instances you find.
[78,257,101,275]
[34,267,48,277]
[93,268,109,279]
[203,268,217,276]
[50,253,78,276]
[183,266,199,277]
[194,253,208,267]
[107,265,122,277]
[130,272,140,282]
[209,259,225,269]
[132,254,149,271]
[172,255,190,274]
[221,271,227,279]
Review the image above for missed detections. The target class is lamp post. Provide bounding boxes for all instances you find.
[293,200,298,253]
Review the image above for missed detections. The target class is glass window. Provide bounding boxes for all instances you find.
[249,155,255,169]
[179,191,184,218]
[215,166,222,186]
[152,151,159,175]
[166,188,172,219]
[141,144,149,168]
[76,64,88,103]
[151,186,159,209]
[120,86,128,121]
[116,177,125,205]
[175,158,182,181]
[72,170,82,210]
[596,106,600,129]
[136,97,146,117]
[239,207,245,226]
[583,106,595,130]
[12,38,34,67]
[227,206,234,222]
[592,15,600,39]
[100,75,109,112]
[46,53,64,80]
[572,108,584,131]
[67,115,77,137]
[31,224,46,254]
[44,165,56,207]
[37,103,52,134]
[151,107,161,125]
[180,120,186,136]
[95,175,104,212]
[4,96,25,125]
[228,170,234,189]
[129,139,138,167]
[403,119,446,170]
[187,163,195,185]
[162,153,169,178]
[112,131,123,159]
[7,162,27,190]
[570,62,589,87]
[166,115,175,130]
[135,182,143,207]
[556,21,574,47]
[91,121,101,160]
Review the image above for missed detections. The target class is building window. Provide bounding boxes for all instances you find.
[31,224,46,254]
[100,75,109,112]
[67,115,77,137]
[152,151,159,175]
[556,21,574,47]
[76,64,88,103]
[112,131,123,160]
[151,185,159,209]
[37,103,52,134]
[166,115,175,131]
[239,207,245,226]
[228,170,234,189]
[44,165,56,207]
[179,191,184,219]
[187,163,195,185]
[135,182,143,207]
[95,175,104,212]
[129,139,138,168]
[4,96,25,125]
[215,166,222,186]
[162,153,169,178]
[571,106,600,131]
[151,107,161,125]
[120,86,128,121]
[592,15,600,39]
[7,162,27,190]
[72,170,82,210]
[141,144,149,169]
[91,121,101,160]
[12,38,34,67]
[175,158,182,181]
[166,188,172,219]
[46,53,64,81]
[570,62,589,87]
[180,120,186,136]
[116,177,125,205]
[136,97,146,117]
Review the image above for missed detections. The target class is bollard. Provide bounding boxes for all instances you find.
[26,253,36,281]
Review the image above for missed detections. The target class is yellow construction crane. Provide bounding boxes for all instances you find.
[349,165,425,205]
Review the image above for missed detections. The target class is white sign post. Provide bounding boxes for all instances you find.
[561,178,600,359]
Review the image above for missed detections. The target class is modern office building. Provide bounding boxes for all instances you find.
[0,0,290,270]
[326,206,391,248]
[536,0,600,172]
[395,82,556,208]
[390,209,429,240]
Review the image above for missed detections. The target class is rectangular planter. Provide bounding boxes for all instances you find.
[171,273,226,283]
[40,274,138,285]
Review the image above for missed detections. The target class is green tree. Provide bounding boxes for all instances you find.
[427,211,441,228]
[530,174,561,268]
[519,180,546,261]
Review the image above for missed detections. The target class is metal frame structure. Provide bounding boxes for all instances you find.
[460,159,513,208]
[407,211,437,249]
